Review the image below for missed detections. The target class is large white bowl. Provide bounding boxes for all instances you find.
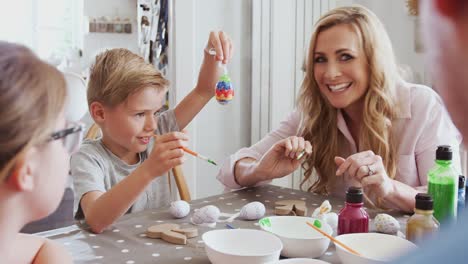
[202,229,283,264]
[259,216,332,258]
[334,233,417,264]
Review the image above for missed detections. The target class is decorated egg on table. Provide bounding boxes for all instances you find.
[215,69,234,105]
[191,205,220,224]
[323,212,338,230]
[239,202,266,220]
[374,213,400,234]
[311,200,338,229]
[312,200,332,218]
[169,200,190,219]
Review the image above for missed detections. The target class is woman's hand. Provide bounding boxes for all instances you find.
[335,150,395,198]
[195,31,233,99]
[255,136,312,180]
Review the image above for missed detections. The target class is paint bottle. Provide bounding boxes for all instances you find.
[338,187,369,235]
[428,145,458,223]
[406,193,439,244]
[458,175,465,217]
[465,174,468,205]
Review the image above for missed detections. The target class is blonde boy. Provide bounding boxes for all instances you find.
[72,32,232,233]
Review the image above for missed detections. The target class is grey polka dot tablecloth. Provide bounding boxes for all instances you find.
[39,185,410,264]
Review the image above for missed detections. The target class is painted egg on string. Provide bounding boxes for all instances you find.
[215,73,233,105]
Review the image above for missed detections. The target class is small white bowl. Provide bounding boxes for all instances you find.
[334,233,417,264]
[202,229,282,264]
[259,216,332,258]
[276,258,330,263]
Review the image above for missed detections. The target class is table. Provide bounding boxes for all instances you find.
[40,185,410,264]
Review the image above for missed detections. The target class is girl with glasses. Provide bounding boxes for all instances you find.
[0,41,81,263]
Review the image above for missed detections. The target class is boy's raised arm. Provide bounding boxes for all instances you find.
[174,31,233,129]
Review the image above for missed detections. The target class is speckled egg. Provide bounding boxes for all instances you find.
[191,205,221,224]
[169,200,190,218]
[374,213,400,234]
[239,202,266,220]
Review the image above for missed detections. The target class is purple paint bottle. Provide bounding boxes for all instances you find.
[338,187,369,235]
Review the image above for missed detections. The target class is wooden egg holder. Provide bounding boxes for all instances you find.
[274,200,307,216]
[146,223,198,245]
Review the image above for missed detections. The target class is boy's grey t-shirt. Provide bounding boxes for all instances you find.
[71,109,179,219]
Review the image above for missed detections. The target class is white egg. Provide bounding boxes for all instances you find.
[324,212,338,230]
[169,200,190,218]
[191,205,220,224]
[374,213,400,234]
[239,202,266,220]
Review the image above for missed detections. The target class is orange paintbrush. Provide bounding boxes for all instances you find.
[180,146,217,166]
[152,134,217,166]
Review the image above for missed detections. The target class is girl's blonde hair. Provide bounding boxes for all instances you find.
[87,48,169,108]
[0,41,67,181]
[298,5,400,194]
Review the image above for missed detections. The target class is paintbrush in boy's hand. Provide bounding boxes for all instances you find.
[152,134,217,166]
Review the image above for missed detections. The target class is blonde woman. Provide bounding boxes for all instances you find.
[0,42,82,263]
[217,5,461,212]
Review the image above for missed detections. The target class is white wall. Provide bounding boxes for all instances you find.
[171,0,252,199]
[336,0,428,84]
[0,0,35,48]
[82,0,138,69]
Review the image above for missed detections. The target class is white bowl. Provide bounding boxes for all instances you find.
[202,229,282,264]
[259,216,332,258]
[334,233,417,264]
[276,258,330,263]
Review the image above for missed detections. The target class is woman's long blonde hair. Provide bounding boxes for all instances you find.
[298,5,400,194]
[0,42,67,182]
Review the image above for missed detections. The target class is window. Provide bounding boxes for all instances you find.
[0,0,82,62]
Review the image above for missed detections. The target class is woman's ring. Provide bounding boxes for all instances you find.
[367,164,375,176]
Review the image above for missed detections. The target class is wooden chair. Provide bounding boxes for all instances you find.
[85,123,191,201]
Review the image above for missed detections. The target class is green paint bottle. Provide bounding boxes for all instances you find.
[428,145,458,223]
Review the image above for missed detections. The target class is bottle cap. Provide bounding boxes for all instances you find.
[459,175,466,189]
[346,186,363,203]
[415,193,433,210]
[436,145,452,160]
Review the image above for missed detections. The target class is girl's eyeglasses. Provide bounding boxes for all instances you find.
[47,122,84,154]
[1,122,84,182]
